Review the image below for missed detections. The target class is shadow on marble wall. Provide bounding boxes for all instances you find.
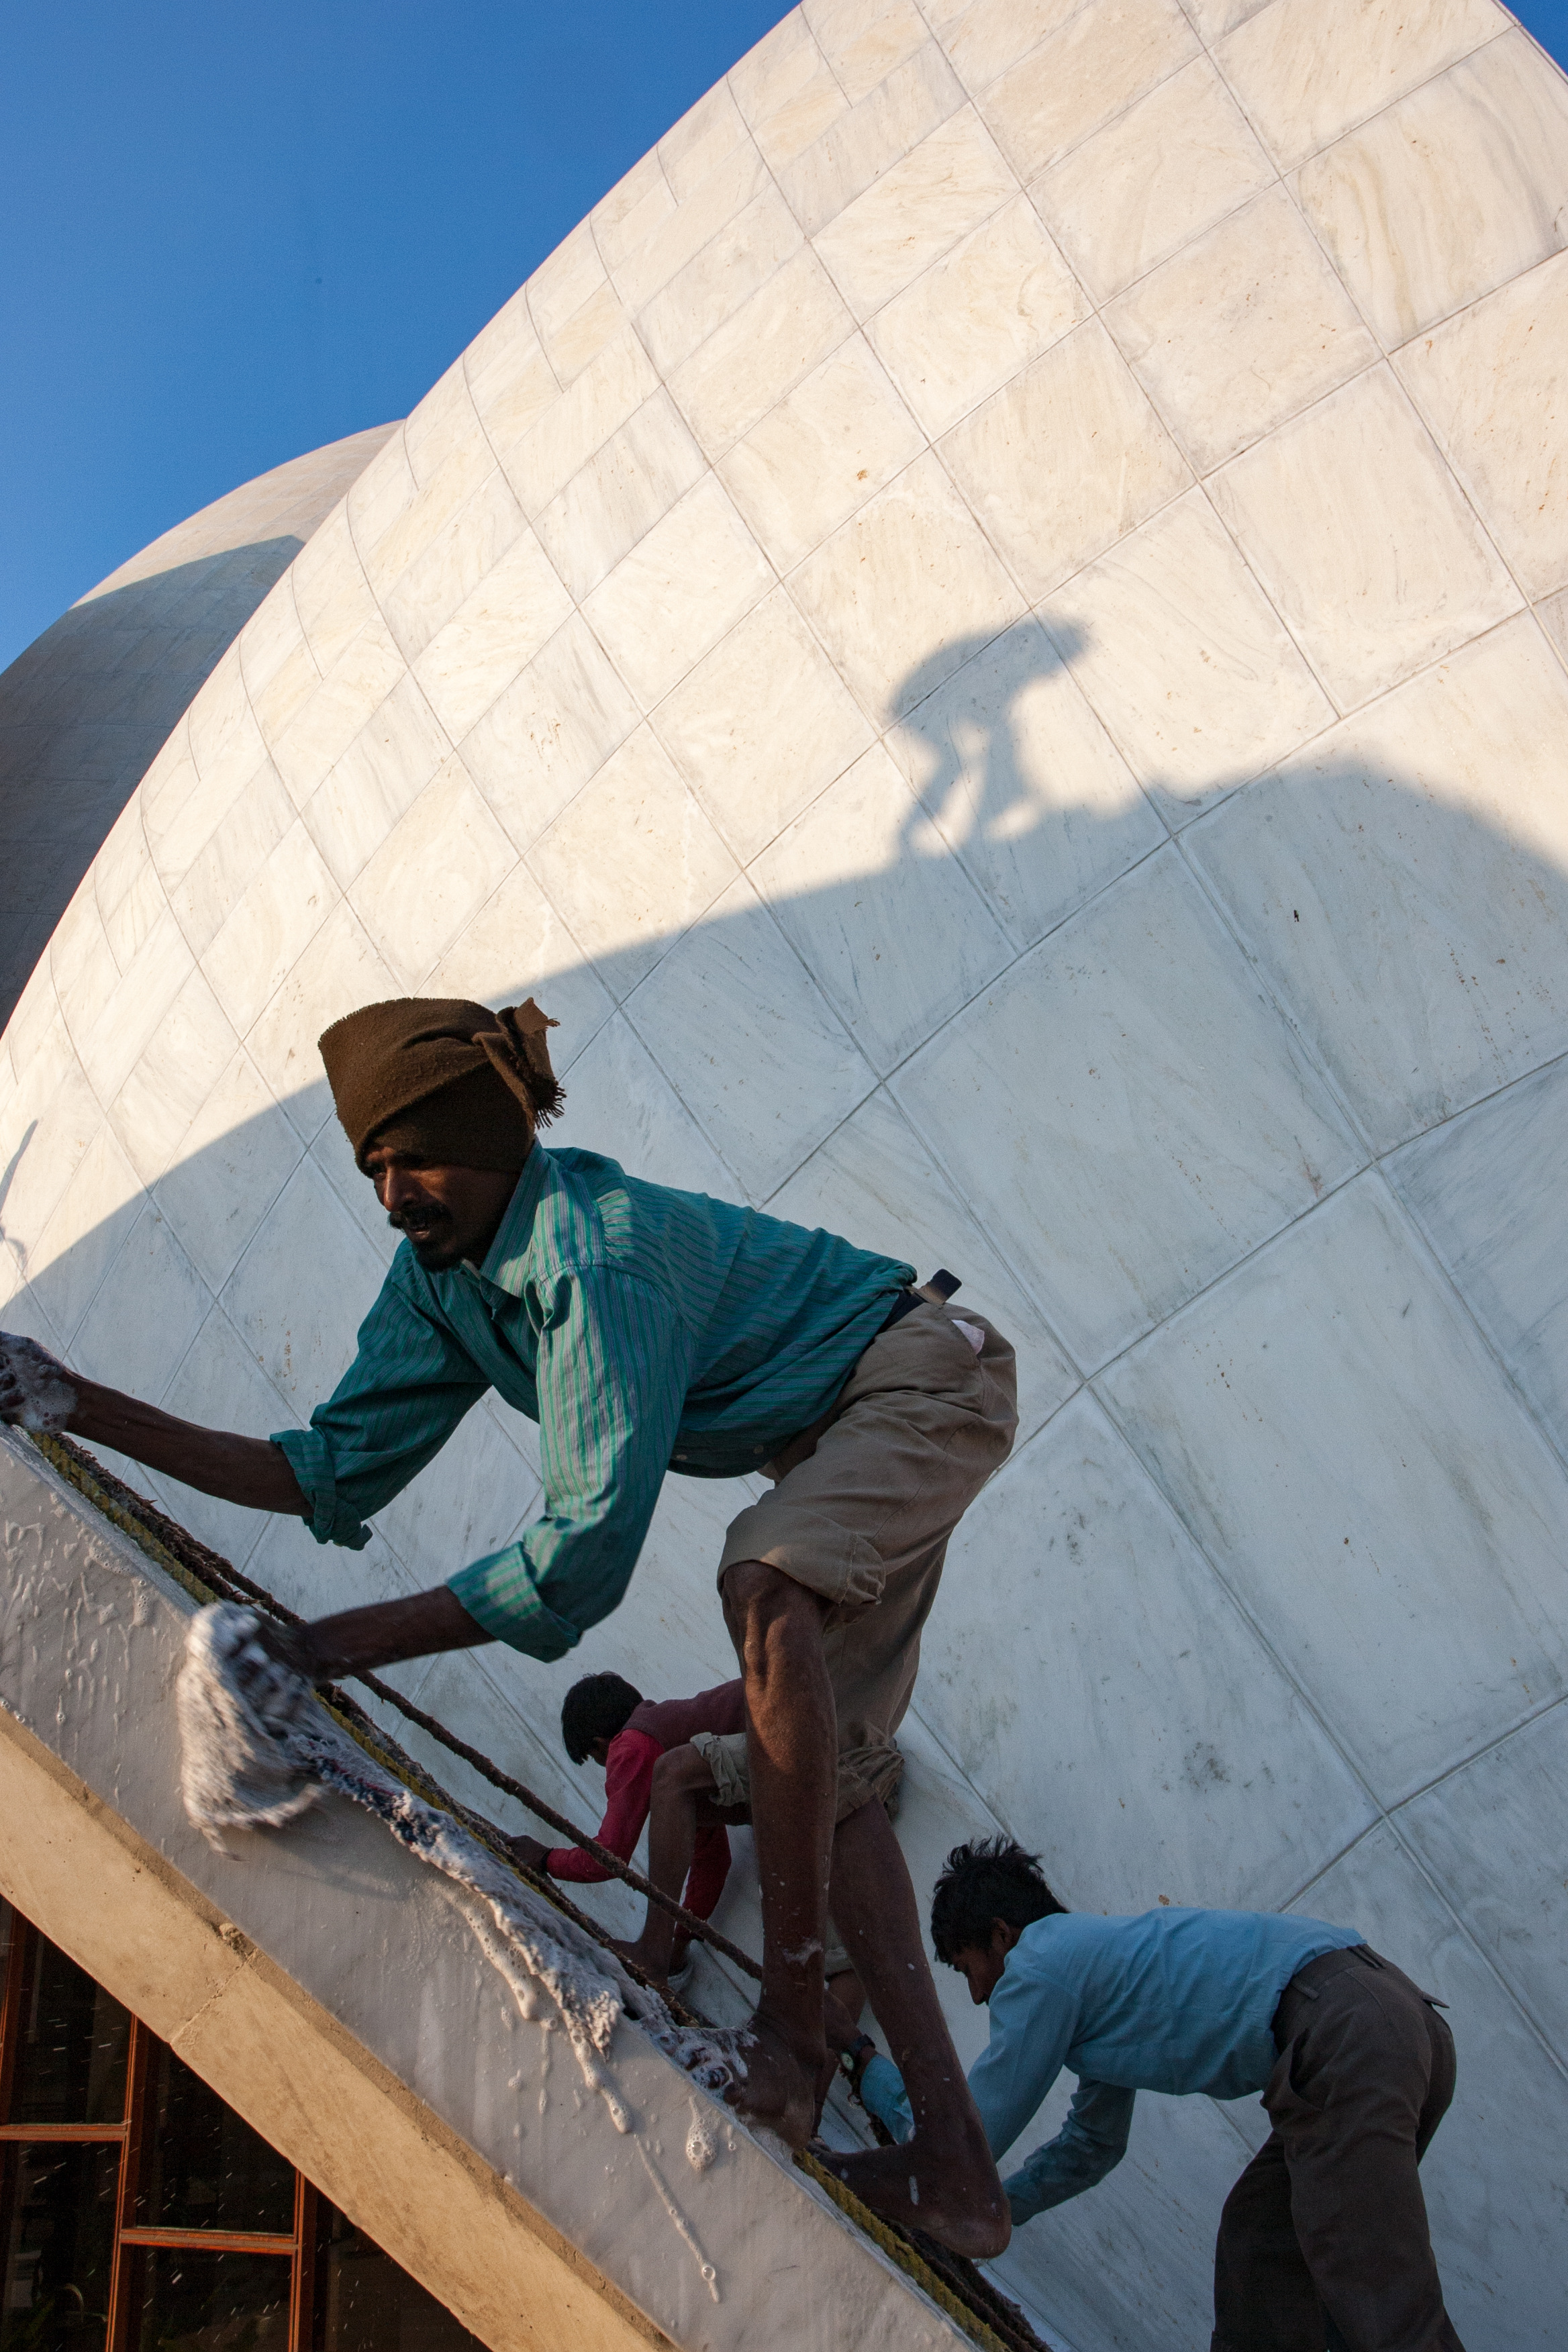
[0,537,309,1030]
[4,630,1568,2347]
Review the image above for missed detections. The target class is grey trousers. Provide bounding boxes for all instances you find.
[1212,1945,1464,2352]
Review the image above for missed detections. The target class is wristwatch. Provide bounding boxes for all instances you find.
[841,2032,876,2089]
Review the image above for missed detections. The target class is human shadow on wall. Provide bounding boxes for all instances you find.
[4,606,1567,2345]
[0,538,309,1030]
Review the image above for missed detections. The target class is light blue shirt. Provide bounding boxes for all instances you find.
[860,1908,1362,2222]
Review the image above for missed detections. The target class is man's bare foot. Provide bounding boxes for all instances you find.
[822,2135,1010,2259]
[724,2008,822,2150]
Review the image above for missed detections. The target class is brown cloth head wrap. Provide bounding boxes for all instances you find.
[318,997,564,1173]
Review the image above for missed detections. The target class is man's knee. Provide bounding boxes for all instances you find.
[721,1557,828,1650]
[652,1742,719,1800]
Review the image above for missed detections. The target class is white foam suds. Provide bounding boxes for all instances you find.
[177,1606,750,2136]
[0,1334,77,1433]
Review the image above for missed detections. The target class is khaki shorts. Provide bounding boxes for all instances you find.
[716,1299,1017,1822]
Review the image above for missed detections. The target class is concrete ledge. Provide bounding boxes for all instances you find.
[0,1429,971,2352]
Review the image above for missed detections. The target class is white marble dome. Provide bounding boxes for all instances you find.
[5,3,1568,2343]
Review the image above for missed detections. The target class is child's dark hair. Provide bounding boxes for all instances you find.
[930,1837,1065,1963]
[560,1673,643,1765]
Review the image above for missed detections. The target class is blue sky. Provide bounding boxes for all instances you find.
[3,1,1565,672]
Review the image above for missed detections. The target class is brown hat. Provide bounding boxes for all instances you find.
[318,997,564,1173]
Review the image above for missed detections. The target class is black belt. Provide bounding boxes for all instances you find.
[880,1268,961,1334]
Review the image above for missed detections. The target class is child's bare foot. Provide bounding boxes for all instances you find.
[724,2008,822,2149]
[822,2131,1010,2259]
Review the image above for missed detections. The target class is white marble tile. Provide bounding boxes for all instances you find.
[667,245,855,460]
[546,1011,736,1197]
[1040,491,1336,816]
[344,427,418,565]
[778,42,965,240]
[1210,365,1520,712]
[423,859,614,1057]
[1398,1704,1568,2052]
[752,740,1014,1071]
[651,588,873,864]
[246,1486,417,1623]
[458,614,640,852]
[1189,615,1568,1150]
[593,150,675,274]
[379,465,528,664]
[359,439,495,607]
[1106,186,1381,479]
[788,449,1024,720]
[767,1084,1078,1436]
[500,328,659,519]
[244,900,400,1142]
[805,0,930,105]
[221,1151,387,1412]
[132,1304,291,1565]
[532,392,704,601]
[728,12,848,177]
[71,902,195,1112]
[888,614,1165,946]
[287,503,378,679]
[403,357,483,491]
[1180,0,1270,36]
[409,528,574,744]
[1218,0,1507,172]
[1103,1174,1568,1800]
[978,0,1199,183]
[537,279,626,389]
[526,726,739,999]
[268,616,408,811]
[940,321,1190,601]
[377,1396,540,1589]
[167,758,293,955]
[71,1197,211,1402]
[302,673,451,892]
[607,144,771,320]
[625,873,873,1199]
[201,818,340,1040]
[866,193,1084,440]
[154,1048,301,1295]
[307,1112,399,1269]
[897,846,1361,1367]
[240,579,317,736]
[348,756,518,990]
[109,967,240,1185]
[526,217,605,350]
[936,0,1084,96]
[465,321,559,460]
[660,81,749,203]
[1389,1057,1568,1456]
[636,186,804,379]
[928,1391,1374,1906]
[1285,1820,1568,2345]
[580,476,775,712]
[1396,246,1568,602]
[812,105,1018,322]
[1032,56,1275,305]
[717,336,924,575]
[1295,32,1568,350]
[26,1122,145,1349]
[0,1017,97,1256]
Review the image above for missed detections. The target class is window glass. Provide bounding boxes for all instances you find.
[315,2210,483,2352]
[133,2249,291,2352]
[135,2051,293,2238]
[7,1941,130,2128]
[0,2140,121,2352]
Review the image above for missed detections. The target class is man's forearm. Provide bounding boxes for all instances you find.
[67,1379,309,1516]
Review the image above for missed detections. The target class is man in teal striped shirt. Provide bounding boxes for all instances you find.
[1,995,1019,2255]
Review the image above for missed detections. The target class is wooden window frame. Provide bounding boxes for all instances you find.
[0,1904,317,2352]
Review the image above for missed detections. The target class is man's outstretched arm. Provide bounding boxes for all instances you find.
[1,1332,306,1514]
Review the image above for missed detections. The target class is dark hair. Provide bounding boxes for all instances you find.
[930,1837,1065,1963]
[560,1673,643,1765]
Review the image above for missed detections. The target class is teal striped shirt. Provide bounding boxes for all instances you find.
[273,1144,912,1661]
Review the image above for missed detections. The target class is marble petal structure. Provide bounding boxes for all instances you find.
[4,3,1568,2345]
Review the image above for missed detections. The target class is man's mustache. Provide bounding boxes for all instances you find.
[387,1202,452,1232]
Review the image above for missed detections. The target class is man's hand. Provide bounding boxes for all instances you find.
[249,1587,491,1685]
[505,1833,551,1874]
[0,1333,77,1433]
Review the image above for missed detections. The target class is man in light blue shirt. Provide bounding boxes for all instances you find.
[844,1839,1463,2351]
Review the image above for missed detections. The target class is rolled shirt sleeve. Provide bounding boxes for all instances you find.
[448,1267,692,1661]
